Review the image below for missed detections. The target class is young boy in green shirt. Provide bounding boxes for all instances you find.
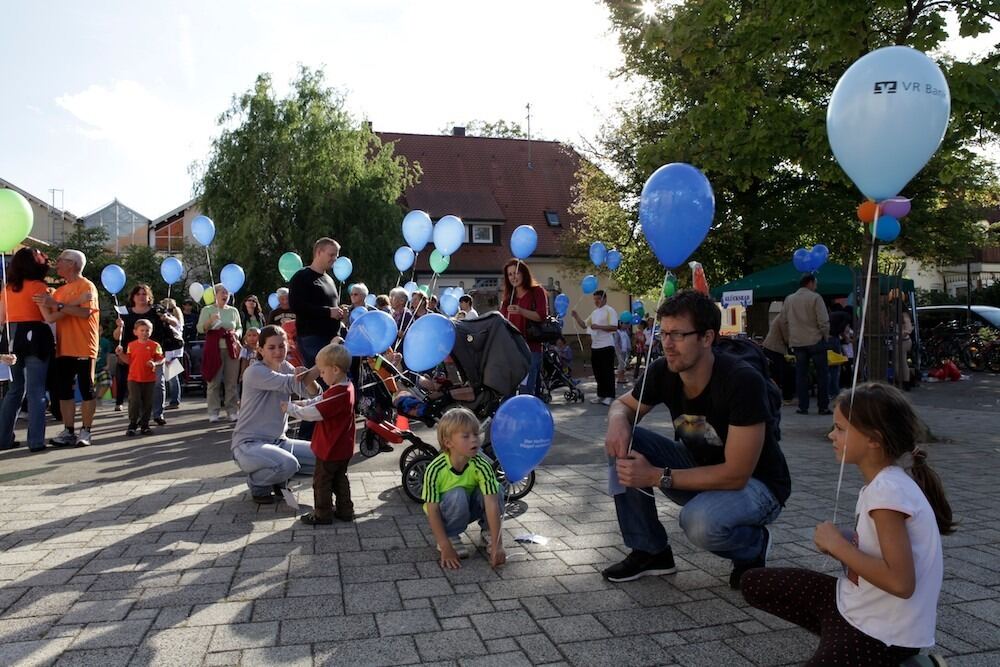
[422,407,506,569]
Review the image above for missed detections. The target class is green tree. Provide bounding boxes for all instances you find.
[573,0,1000,293]
[195,66,421,300]
[440,119,528,138]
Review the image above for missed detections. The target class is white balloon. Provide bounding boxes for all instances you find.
[188,283,205,301]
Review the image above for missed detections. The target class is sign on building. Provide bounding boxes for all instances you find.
[721,290,754,308]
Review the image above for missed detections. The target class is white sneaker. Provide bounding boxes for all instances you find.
[76,428,92,447]
[49,429,76,446]
[113,404,123,412]
[227,412,239,423]
[208,413,221,423]
[601,397,614,406]
[589,397,603,405]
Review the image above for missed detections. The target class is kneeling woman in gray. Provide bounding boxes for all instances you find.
[232,325,319,503]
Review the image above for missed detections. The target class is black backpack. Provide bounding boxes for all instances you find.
[712,337,783,441]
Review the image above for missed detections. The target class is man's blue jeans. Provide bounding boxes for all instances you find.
[0,351,49,450]
[438,486,504,538]
[793,342,829,412]
[612,427,781,564]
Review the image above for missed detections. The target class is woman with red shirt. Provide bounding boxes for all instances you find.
[499,258,549,397]
[0,247,56,451]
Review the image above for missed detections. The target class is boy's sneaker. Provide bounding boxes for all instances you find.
[49,429,76,447]
[730,527,771,590]
[437,536,470,559]
[300,512,333,526]
[126,428,137,437]
[75,428,92,447]
[154,416,167,426]
[113,404,123,412]
[602,547,677,582]
[140,427,153,435]
[208,412,221,423]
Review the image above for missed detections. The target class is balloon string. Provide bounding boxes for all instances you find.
[507,260,522,308]
[569,293,587,352]
[114,295,124,347]
[409,252,419,285]
[396,272,402,288]
[1,253,10,354]
[833,203,880,524]
[205,247,216,288]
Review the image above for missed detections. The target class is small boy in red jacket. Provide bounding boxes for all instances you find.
[283,342,355,525]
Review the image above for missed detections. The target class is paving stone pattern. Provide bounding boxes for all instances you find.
[0,378,998,665]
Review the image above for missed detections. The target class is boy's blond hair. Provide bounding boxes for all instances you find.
[436,407,481,451]
[315,342,351,372]
[134,318,153,331]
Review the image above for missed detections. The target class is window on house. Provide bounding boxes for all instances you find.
[471,224,494,244]
[544,210,560,226]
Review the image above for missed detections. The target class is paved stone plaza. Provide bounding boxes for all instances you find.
[0,374,998,666]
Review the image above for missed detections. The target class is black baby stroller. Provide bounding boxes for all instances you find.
[538,344,584,404]
[353,313,538,502]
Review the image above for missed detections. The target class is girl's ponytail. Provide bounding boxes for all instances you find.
[908,447,956,535]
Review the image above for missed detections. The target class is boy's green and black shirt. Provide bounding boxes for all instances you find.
[421,451,501,506]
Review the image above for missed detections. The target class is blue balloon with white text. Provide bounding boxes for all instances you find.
[491,395,554,483]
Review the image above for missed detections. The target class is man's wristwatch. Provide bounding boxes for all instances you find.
[658,467,673,492]
[56,302,65,312]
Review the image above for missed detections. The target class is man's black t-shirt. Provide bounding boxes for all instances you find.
[288,267,341,340]
[268,307,296,326]
[631,354,791,504]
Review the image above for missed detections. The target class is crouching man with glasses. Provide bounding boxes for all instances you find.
[602,290,791,590]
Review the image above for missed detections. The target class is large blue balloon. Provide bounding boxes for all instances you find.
[220,263,245,293]
[344,310,397,357]
[792,248,812,273]
[554,293,570,317]
[333,257,353,282]
[605,249,622,271]
[403,281,418,296]
[439,294,459,317]
[491,395,554,483]
[639,163,715,269]
[812,244,830,268]
[433,215,465,256]
[191,215,215,247]
[581,275,598,295]
[402,210,433,252]
[101,264,126,294]
[827,46,950,202]
[873,215,901,242]
[350,306,368,324]
[394,246,415,273]
[159,257,183,284]
[510,225,538,260]
[268,292,279,310]
[402,313,455,372]
[589,242,607,267]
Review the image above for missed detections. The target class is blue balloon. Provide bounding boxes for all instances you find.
[402,314,455,372]
[344,310,397,357]
[812,244,830,268]
[827,46,950,201]
[490,395,554,483]
[589,241,607,267]
[101,264,126,294]
[605,249,622,271]
[159,257,183,284]
[220,263,246,293]
[333,256,353,282]
[433,215,465,256]
[364,294,377,307]
[510,225,538,260]
[792,248,812,272]
[639,163,715,269]
[267,292,279,310]
[873,215,901,243]
[439,294,459,317]
[350,306,368,324]
[191,215,215,247]
[394,246,415,273]
[554,293,570,317]
[403,281,418,296]
[402,210,433,252]
[631,312,643,325]
[619,310,632,324]
[581,275,598,295]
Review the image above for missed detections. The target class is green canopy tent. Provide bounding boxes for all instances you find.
[710,262,914,301]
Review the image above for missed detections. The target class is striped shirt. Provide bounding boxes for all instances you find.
[421,452,501,506]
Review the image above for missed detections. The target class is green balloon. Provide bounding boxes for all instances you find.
[278,252,303,281]
[0,190,34,252]
[662,274,677,297]
[430,248,450,274]
[419,284,430,295]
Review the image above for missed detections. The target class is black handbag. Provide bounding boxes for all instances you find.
[525,289,562,343]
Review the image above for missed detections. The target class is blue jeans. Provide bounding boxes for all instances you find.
[165,368,181,406]
[151,363,167,419]
[793,342,829,412]
[0,352,49,450]
[232,437,316,497]
[438,486,504,538]
[520,350,543,396]
[612,427,781,564]
[296,334,331,441]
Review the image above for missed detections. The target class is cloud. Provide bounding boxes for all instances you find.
[177,14,198,88]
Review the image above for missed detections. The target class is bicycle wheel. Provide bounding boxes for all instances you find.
[401,455,433,503]
[399,442,437,473]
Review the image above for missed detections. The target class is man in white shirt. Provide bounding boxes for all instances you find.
[458,295,479,320]
[571,290,618,406]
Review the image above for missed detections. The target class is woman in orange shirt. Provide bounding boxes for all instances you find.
[0,247,56,452]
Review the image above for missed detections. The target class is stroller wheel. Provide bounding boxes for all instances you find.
[493,459,535,501]
[399,442,437,473]
[401,455,433,503]
[359,429,385,458]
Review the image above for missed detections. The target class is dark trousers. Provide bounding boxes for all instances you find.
[127,380,154,429]
[742,568,919,666]
[591,345,616,399]
[763,349,795,402]
[116,363,130,406]
[793,342,829,412]
[313,457,353,520]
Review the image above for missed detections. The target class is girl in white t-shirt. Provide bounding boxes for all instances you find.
[741,382,954,666]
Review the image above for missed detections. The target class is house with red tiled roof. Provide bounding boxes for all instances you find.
[379,128,630,333]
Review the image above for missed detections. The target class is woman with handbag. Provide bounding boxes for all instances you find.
[500,258,550,397]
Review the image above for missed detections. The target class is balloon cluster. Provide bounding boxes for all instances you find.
[792,244,830,273]
[857,197,909,243]
[588,242,622,271]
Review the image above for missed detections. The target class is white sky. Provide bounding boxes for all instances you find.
[0,1,995,220]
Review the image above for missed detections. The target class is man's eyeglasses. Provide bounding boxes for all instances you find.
[660,330,702,342]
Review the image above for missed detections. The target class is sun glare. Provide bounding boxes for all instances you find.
[641,1,657,19]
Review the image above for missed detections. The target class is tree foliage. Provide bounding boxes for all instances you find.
[195,66,421,300]
[572,0,1000,293]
